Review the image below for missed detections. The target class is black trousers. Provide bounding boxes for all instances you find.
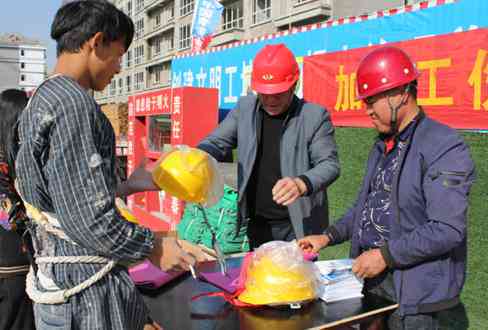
[0,274,35,330]
[247,216,296,249]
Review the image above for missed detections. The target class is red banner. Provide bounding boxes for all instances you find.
[303,29,488,129]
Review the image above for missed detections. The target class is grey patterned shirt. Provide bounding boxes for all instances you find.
[16,75,155,329]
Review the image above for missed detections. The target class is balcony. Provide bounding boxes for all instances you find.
[211,27,245,46]
[145,20,175,40]
[274,0,332,28]
[211,6,245,46]
[145,0,172,12]
[145,50,175,68]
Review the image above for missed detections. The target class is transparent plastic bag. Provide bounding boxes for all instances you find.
[238,240,322,307]
[152,145,224,207]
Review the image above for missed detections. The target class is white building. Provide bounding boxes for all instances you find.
[0,33,47,93]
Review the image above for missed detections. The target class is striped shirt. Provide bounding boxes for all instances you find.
[16,75,155,330]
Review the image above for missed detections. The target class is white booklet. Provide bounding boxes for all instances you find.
[315,259,364,303]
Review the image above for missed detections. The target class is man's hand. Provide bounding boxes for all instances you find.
[272,177,307,206]
[144,321,163,330]
[149,234,196,273]
[298,235,330,253]
[117,158,161,198]
[177,240,216,262]
[352,249,387,279]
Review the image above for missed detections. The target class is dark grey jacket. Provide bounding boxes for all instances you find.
[198,95,340,238]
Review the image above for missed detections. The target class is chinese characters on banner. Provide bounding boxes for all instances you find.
[131,90,172,116]
[191,0,224,52]
[303,29,488,129]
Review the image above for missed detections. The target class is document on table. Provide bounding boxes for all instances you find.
[315,259,364,303]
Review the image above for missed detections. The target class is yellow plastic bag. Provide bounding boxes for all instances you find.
[152,146,223,207]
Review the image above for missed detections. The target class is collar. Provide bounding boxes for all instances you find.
[380,114,419,154]
[259,95,300,120]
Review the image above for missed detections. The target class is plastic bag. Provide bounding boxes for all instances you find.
[152,146,224,207]
[238,241,321,307]
[115,198,138,224]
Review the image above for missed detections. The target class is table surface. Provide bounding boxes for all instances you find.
[141,257,398,330]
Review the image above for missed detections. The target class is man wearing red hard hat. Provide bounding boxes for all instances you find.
[299,46,475,329]
[199,43,340,248]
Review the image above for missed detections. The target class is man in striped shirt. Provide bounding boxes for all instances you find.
[15,1,196,329]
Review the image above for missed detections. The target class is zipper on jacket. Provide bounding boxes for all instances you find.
[429,170,467,181]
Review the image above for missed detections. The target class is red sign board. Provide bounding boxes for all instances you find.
[303,29,488,129]
[127,87,218,231]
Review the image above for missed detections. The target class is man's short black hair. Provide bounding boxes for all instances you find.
[51,0,134,56]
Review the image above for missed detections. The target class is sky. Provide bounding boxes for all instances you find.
[0,1,65,72]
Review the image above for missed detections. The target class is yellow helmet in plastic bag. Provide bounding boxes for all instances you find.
[238,241,320,306]
[152,147,223,206]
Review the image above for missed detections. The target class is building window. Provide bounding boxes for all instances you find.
[154,66,162,84]
[134,72,144,90]
[20,49,25,56]
[118,78,123,95]
[135,18,144,38]
[155,12,161,28]
[223,1,243,31]
[180,0,194,17]
[179,24,191,50]
[110,80,116,96]
[126,76,132,93]
[126,50,132,67]
[135,45,144,65]
[127,0,132,16]
[163,33,174,51]
[153,37,162,58]
[253,0,271,24]
[20,62,25,69]
[20,74,25,81]
[135,0,144,12]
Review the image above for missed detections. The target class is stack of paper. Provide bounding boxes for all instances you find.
[314,259,364,303]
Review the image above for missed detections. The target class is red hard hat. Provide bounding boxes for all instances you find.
[251,44,299,95]
[356,46,420,100]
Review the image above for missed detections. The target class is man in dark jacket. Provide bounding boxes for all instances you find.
[299,46,475,329]
[198,44,340,248]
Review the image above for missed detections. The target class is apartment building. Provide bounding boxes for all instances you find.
[95,0,420,105]
[0,33,47,93]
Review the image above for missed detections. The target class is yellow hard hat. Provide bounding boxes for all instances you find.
[152,148,219,204]
[238,254,318,306]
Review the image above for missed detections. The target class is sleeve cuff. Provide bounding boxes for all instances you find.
[197,143,222,162]
[298,175,313,196]
[380,243,396,269]
[323,226,340,245]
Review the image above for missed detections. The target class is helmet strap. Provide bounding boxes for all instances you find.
[387,84,411,137]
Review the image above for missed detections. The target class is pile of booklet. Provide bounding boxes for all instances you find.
[314,259,364,303]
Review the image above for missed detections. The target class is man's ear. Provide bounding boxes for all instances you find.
[88,32,105,51]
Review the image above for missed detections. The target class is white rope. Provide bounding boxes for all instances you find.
[26,260,117,304]
[35,256,111,264]
[18,186,118,304]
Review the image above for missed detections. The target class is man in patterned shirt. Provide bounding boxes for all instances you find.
[15,1,196,329]
[298,47,475,329]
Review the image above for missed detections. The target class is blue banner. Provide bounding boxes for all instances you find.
[172,0,488,110]
[191,0,223,38]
